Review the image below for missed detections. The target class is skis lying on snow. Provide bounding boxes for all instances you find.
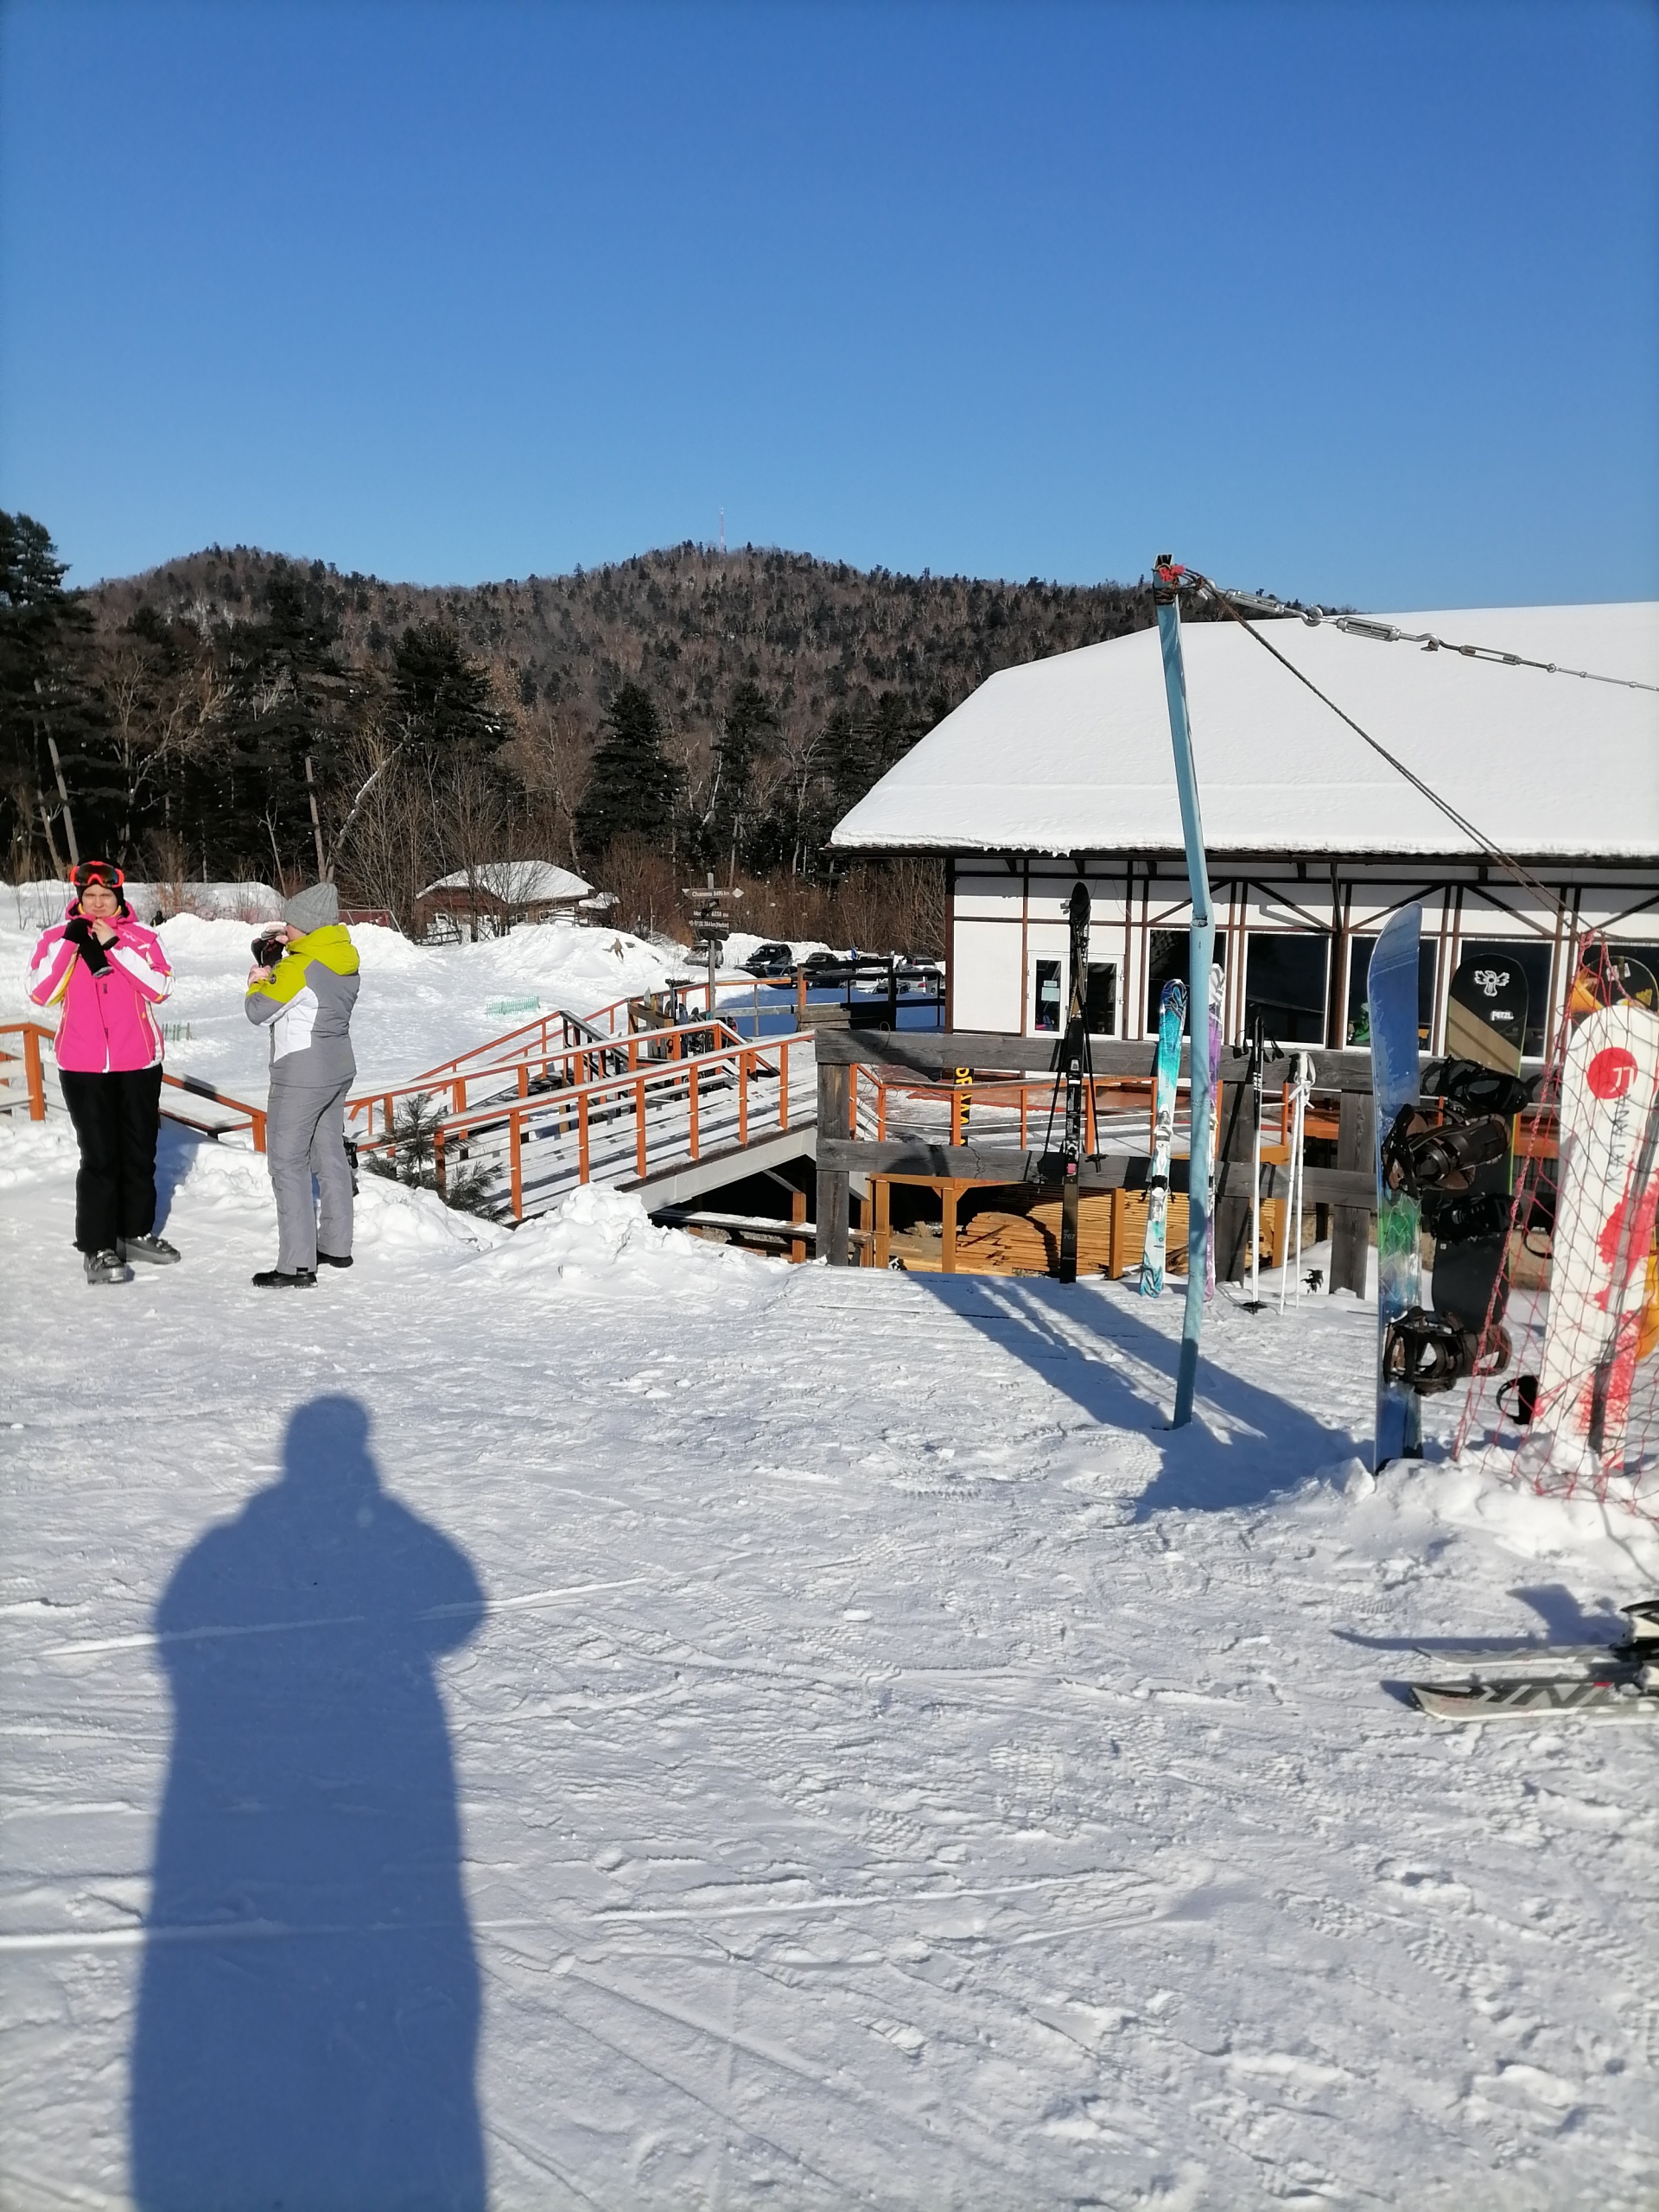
[1140,979,1187,1297]
[1410,1599,1659,1722]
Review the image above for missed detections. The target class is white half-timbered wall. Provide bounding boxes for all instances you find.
[948,852,1659,1060]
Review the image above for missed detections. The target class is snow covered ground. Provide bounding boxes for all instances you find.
[3,1091,1657,2209]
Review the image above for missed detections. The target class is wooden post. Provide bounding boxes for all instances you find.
[435,1126,447,1200]
[689,1061,700,1159]
[942,1179,959,1274]
[251,1105,267,1154]
[1331,1089,1374,1296]
[1214,1074,1255,1283]
[635,1076,648,1178]
[737,1049,750,1145]
[24,1027,45,1119]
[857,1186,872,1265]
[874,1176,891,1269]
[817,1058,851,1264]
[790,1186,807,1264]
[779,1040,790,1130]
[509,1112,524,1219]
[578,1090,590,1183]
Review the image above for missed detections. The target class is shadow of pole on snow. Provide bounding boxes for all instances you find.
[913,1272,1362,1517]
[130,1395,487,2212]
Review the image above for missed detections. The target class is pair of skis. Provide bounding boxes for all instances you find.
[1141,966,1223,1298]
[1410,1599,1659,1722]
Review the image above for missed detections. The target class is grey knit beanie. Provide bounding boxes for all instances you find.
[283,880,340,932]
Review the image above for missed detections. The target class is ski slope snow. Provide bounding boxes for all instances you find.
[3,991,1658,2205]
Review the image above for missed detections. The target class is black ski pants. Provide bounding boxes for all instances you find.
[59,1065,163,1255]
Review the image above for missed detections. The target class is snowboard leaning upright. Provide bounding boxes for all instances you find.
[1141,980,1187,1297]
[1427,950,1529,1341]
[1370,907,1424,1467]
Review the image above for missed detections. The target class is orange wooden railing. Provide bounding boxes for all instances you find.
[345,1014,752,1142]
[0,1020,49,1119]
[382,1028,810,1221]
[0,1018,269,1150]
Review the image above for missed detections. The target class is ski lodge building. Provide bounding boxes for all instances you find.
[831,600,1659,1061]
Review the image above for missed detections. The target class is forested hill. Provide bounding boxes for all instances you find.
[88,542,1184,748]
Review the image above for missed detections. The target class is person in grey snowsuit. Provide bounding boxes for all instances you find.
[245,881,362,1287]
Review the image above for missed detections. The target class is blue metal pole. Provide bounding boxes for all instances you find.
[1153,558,1214,1428]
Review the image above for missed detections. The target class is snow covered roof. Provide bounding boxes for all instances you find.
[831,601,1659,862]
[418,860,592,903]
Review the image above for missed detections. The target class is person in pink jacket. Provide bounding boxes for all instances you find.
[27,860,181,1285]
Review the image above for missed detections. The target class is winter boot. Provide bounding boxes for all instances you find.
[251,1266,318,1288]
[84,1249,133,1286]
[121,1234,181,1266]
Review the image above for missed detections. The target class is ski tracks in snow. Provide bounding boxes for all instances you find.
[3,1130,1659,2207]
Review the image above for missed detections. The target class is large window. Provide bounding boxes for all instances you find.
[1033,958,1063,1033]
[1346,934,1439,1046]
[1145,928,1224,1027]
[1034,957,1118,1034]
[1244,934,1329,1046]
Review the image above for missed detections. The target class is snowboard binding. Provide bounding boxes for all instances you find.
[1421,1057,1535,1119]
[1383,1306,1510,1395]
[1381,1105,1510,1198]
[1422,1189,1510,1245]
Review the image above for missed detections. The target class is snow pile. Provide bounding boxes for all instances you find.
[474,1183,764,1294]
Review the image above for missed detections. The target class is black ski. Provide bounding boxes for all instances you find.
[1410,1599,1659,1722]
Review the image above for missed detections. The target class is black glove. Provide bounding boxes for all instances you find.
[64,917,112,974]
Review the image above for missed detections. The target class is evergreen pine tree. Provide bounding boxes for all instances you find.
[575,681,683,861]
[0,512,105,876]
[704,678,774,875]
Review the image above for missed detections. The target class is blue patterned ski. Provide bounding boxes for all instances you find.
[1141,980,1187,1297]
[1370,906,1423,1467]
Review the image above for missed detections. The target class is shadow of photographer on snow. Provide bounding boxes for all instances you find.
[129,1395,487,2210]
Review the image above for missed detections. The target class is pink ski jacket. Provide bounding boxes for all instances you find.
[28,912,173,1073]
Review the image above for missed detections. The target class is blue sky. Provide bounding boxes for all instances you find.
[2,0,1655,606]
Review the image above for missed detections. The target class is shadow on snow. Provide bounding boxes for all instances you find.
[915,1272,1361,1518]
[129,1395,487,2212]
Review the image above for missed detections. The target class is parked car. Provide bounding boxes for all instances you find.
[801,949,847,975]
[741,941,794,978]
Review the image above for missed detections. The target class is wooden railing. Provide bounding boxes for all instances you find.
[0,1019,269,1150]
[0,1021,49,1119]
[346,1014,750,1142]
[374,1028,814,1222]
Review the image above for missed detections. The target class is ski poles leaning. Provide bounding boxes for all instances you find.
[1277,1051,1315,1316]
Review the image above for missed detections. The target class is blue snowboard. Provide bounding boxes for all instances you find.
[1370,906,1423,1467]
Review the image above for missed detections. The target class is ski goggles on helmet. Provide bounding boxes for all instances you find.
[71,860,125,893]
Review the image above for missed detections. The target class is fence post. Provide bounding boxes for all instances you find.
[779,1040,790,1131]
[791,1186,807,1264]
[635,1076,648,1178]
[1331,1088,1374,1296]
[578,1091,590,1183]
[435,1126,448,1200]
[510,1112,524,1219]
[737,1050,749,1146]
[689,1061,700,1160]
[817,1057,851,1265]
[25,1027,45,1119]
[251,1105,266,1154]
